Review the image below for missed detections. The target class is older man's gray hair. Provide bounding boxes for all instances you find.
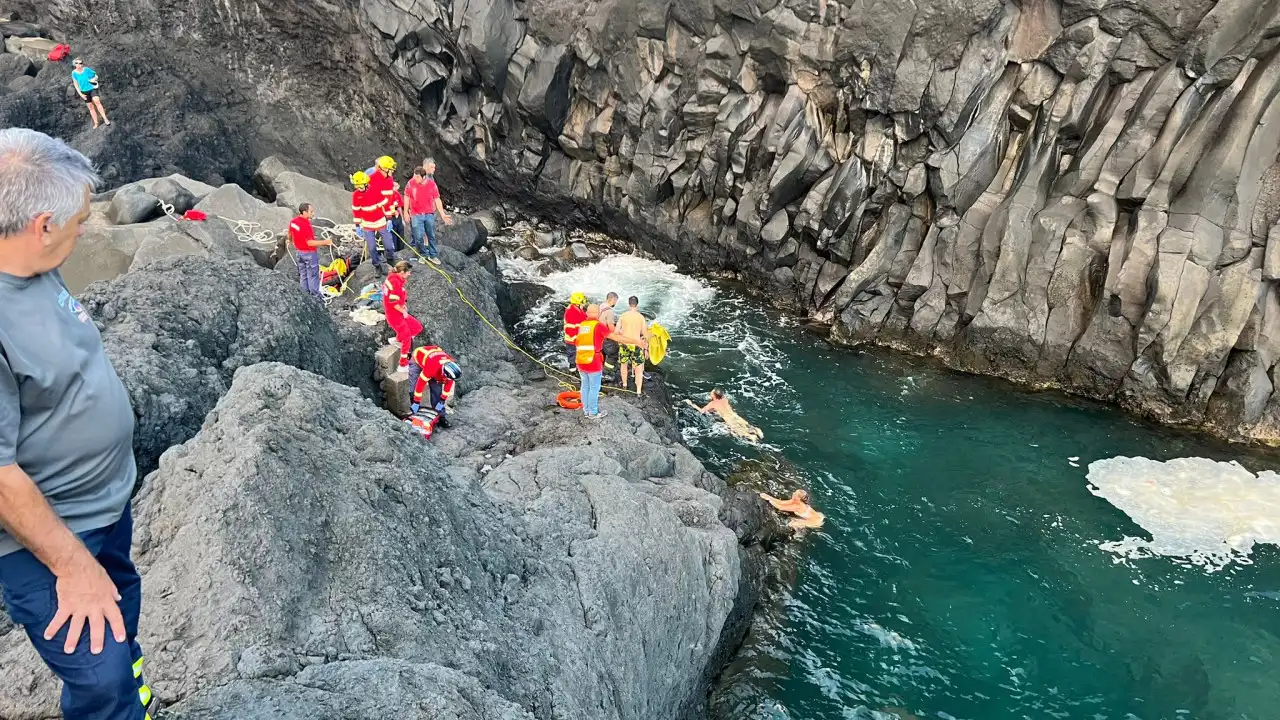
[0,128,99,238]
[423,157,435,167]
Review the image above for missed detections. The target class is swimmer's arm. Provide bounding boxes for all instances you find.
[759,493,792,510]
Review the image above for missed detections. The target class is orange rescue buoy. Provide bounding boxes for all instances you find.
[557,390,582,410]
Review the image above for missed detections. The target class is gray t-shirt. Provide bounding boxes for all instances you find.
[0,270,136,557]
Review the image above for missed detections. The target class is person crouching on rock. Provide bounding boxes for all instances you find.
[759,489,825,530]
[350,170,393,275]
[382,261,423,373]
[575,303,647,419]
[0,128,154,720]
[408,345,461,428]
[288,203,332,301]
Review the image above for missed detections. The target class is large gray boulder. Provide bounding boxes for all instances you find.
[129,176,198,214]
[0,360,744,720]
[270,170,350,223]
[437,217,489,255]
[2,35,54,63]
[135,174,217,205]
[194,183,294,236]
[106,185,162,225]
[78,256,379,476]
[61,220,165,292]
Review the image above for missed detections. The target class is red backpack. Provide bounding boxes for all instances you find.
[47,44,71,62]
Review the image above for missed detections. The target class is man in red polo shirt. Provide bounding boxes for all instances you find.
[405,159,453,266]
[288,203,331,300]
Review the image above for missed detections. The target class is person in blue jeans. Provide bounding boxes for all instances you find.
[288,203,332,300]
[405,160,453,266]
[0,129,152,719]
[573,304,646,419]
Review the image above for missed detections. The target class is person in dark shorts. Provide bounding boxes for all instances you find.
[71,59,111,129]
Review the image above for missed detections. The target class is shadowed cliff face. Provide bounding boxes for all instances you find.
[10,0,1280,440]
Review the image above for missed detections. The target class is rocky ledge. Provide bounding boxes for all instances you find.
[0,217,775,717]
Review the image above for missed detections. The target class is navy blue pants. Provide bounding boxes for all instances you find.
[407,362,448,420]
[0,504,148,720]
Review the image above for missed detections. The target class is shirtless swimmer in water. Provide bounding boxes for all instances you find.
[689,388,764,442]
[759,489,825,529]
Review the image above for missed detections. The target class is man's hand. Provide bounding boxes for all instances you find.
[411,402,421,413]
[0,464,127,656]
[434,401,447,413]
[45,556,126,654]
[442,213,454,226]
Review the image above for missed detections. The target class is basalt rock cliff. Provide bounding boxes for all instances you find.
[0,242,775,718]
[6,0,1280,439]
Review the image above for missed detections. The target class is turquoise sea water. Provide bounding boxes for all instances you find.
[507,255,1280,720]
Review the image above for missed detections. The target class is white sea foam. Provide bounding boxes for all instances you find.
[530,254,717,333]
[1087,456,1280,571]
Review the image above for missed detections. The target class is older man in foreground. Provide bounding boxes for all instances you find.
[0,128,151,719]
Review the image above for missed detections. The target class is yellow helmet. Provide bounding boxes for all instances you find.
[351,170,370,188]
[569,291,587,305]
[376,155,396,172]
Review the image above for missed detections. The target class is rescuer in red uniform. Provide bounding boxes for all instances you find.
[562,291,587,369]
[382,261,423,372]
[409,345,462,428]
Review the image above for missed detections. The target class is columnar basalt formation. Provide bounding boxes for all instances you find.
[6,0,1280,439]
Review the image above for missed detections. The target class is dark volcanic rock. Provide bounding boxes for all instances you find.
[498,280,553,328]
[437,216,489,255]
[78,256,379,476]
[0,52,33,83]
[0,240,766,720]
[18,0,1280,436]
[106,185,161,225]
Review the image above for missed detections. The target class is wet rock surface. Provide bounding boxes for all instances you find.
[8,0,1280,439]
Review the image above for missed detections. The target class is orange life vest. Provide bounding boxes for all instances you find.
[575,320,599,366]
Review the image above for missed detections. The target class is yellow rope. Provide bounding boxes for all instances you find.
[155,198,643,398]
[388,225,641,396]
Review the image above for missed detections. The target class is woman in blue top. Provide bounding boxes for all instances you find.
[71,58,110,128]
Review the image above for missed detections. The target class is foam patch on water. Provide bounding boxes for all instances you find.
[530,254,717,333]
[1087,456,1280,571]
